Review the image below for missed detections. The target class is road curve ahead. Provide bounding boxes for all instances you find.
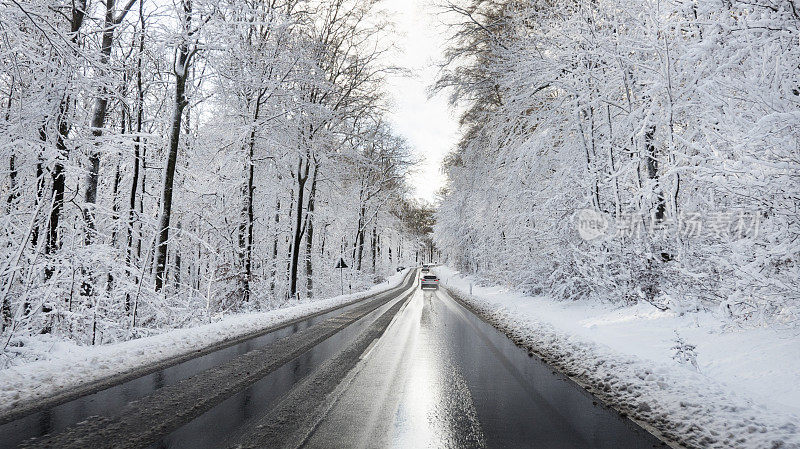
[7,276,667,449]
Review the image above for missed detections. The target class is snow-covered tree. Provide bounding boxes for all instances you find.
[434,0,800,324]
[0,0,423,355]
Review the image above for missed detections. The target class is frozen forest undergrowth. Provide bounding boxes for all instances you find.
[0,0,435,366]
[433,0,800,327]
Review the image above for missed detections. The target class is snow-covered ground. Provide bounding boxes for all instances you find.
[435,266,800,449]
[0,269,409,417]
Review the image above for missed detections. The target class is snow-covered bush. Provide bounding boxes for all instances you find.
[671,332,699,371]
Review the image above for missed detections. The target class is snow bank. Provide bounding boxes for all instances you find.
[436,266,800,449]
[0,269,410,417]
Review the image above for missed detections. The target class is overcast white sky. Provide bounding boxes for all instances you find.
[380,0,459,203]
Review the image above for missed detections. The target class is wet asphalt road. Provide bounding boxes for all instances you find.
[2,273,666,448]
[292,288,664,449]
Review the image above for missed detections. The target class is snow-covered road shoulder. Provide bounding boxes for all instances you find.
[436,267,800,449]
[0,269,411,421]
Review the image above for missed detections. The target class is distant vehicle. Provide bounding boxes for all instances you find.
[421,264,430,273]
[420,274,438,289]
[396,266,404,272]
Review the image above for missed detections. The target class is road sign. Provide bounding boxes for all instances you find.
[336,258,348,295]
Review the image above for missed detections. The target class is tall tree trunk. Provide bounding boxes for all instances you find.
[352,203,364,268]
[606,105,621,217]
[6,154,16,211]
[304,164,318,298]
[43,1,87,261]
[155,0,193,291]
[45,127,66,257]
[578,107,601,210]
[270,197,280,294]
[110,160,122,239]
[84,0,138,240]
[31,160,44,249]
[645,124,665,223]
[106,158,122,292]
[238,189,248,299]
[288,157,309,298]
[110,93,127,250]
[644,123,670,301]
[174,222,182,287]
[5,80,17,211]
[240,101,260,303]
[320,223,327,259]
[137,144,146,262]
[284,190,294,291]
[84,0,118,242]
[125,4,145,310]
[1,88,11,329]
[82,0,137,298]
[356,224,365,271]
[370,225,376,272]
[195,222,202,291]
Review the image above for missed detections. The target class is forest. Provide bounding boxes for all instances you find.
[0,0,432,354]
[434,0,799,325]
